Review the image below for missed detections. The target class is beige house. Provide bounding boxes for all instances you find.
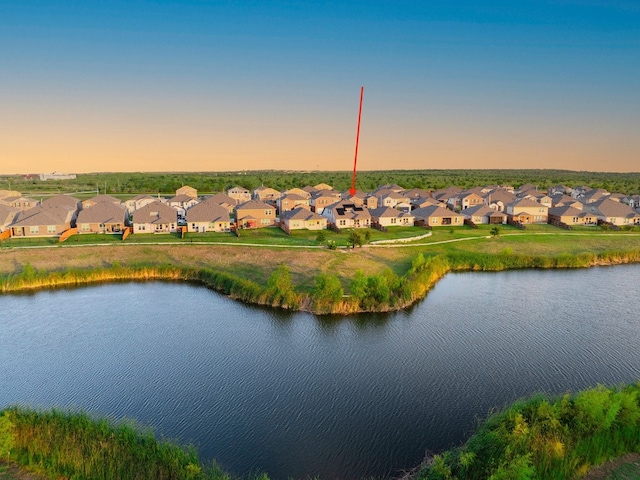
[280,207,327,231]
[586,198,640,226]
[278,194,310,213]
[176,185,198,199]
[186,199,231,232]
[253,186,282,203]
[167,194,199,216]
[76,202,127,233]
[369,207,415,227]
[227,186,252,203]
[9,205,75,237]
[0,204,20,232]
[506,198,549,223]
[283,187,312,199]
[548,206,597,226]
[313,183,333,191]
[0,195,39,210]
[235,200,276,228]
[132,201,178,233]
[448,192,484,211]
[82,194,122,209]
[461,205,506,224]
[125,194,157,215]
[322,202,371,228]
[310,190,342,213]
[204,193,238,214]
[412,205,464,227]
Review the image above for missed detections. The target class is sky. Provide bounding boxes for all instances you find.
[1,0,639,174]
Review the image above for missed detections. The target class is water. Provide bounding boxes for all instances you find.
[1,265,640,479]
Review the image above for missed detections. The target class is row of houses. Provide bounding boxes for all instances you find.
[2,181,640,239]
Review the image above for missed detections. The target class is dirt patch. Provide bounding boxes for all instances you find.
[0,462,47,480]
[580,453,640,479]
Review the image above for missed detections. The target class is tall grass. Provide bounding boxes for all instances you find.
[413,383,640,480]
[0,407,234,480]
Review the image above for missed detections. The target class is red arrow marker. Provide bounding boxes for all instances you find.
[349,86,364,196]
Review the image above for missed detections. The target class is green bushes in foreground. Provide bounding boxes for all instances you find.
[414,383,640,480]
[0,407,233,480]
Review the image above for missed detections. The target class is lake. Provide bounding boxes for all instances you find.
[1,265,639,479]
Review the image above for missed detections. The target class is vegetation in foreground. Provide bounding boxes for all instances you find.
[413,383,640,480]
[1,383,639,480]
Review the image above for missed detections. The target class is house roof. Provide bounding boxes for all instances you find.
[132,200,177,225]
[40,194,80,210]
[77,202,127,224]
[11,205,74,227]
[593,198,640,218]
[280,207,326,221]
[548,205,584,217]
[328,202,371,220]
[486,189,516,204]
[186,199,231,223]
[412,205,464,219]
[369,206,413,219]
[205,193,238,206]
[280,193,308,202]
[236,199,273,211]
[167,194,198,204]
[508,198,547,209]
[0,204,20,227]
[461,205,504,217]
[82,194,122,207]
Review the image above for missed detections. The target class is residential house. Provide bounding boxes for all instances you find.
[252,186,282,203]
[204,193,238,214]
[580,188,610,204]
[322,202,371,228]
[376,189,407,208]
[235,200,276,228]
[412,205,464,227]
[277,193,310,213]
[313,183,333,191]
[132,201,178,233]
[448,191,484,211]
[310,190,342,213]
[185,199,231,232]
[411,196,442,210]
[550,193,582,208]
[82,194,122,209]
[432,186,463,203]
[341,189,367,207]
[284,187,312,199]
[460,205,506,224]
[125,194,157,215]
[548,206,597,226]
[227,186,252,203]
[76,202,128,233]
[485,189,516,212]
[166,194,199,218]
[505,198,549,224]
[547,185,573,196]
[176,185,198,199]
[402,188,432,200]
[0,195,39,210]
[369,207,415,227]
[279,207,327,231]
[585,198,640,226]
[0,205,20,232]
[363,195,379,209]
[9,204,75,237]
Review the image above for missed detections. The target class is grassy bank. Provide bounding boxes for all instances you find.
[411,382,640,480]
[0,407,233,480]
[2,241,640,314]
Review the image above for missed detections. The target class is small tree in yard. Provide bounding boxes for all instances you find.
[348,230,364,248]
[490,226,501,237]
[316,231,327,243]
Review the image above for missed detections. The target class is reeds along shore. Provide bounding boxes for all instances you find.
[2,248,640,314]
[413,382,640,480]
[2,383,639,480]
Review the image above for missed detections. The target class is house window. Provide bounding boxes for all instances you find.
[339,220,346,226]
[30,226,39,234]
[266,210,273,215]
[391,218,397,224]
[261,219,271,225]
[81,224,90,231]
[47,225,56,233]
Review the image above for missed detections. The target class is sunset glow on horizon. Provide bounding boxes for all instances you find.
[1,1,639,174]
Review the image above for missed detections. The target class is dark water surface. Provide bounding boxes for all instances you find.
[1,265,640,479]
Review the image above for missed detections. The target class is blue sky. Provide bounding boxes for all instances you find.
[1,0,639,173]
